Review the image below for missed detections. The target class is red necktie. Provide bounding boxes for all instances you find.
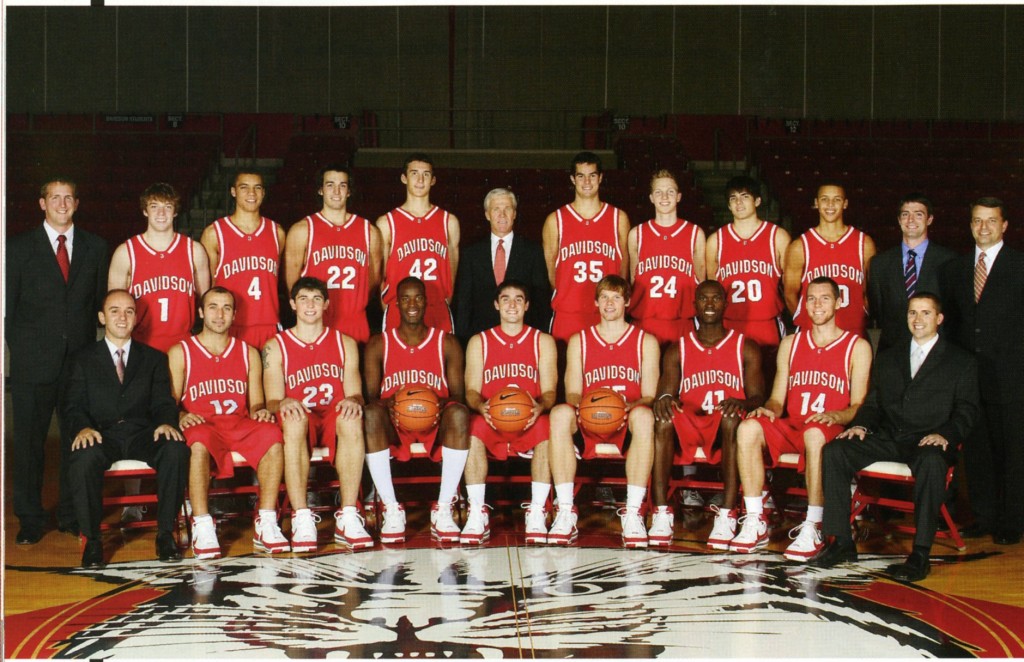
[56,234,70,282]
[494,238,507,284]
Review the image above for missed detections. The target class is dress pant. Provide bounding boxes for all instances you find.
[67,422,190,540]
[10,369,74,530]
[822,434,953,549]
[967,401,1024,534]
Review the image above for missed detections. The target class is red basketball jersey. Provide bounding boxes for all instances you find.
[677,329,746,415]
[630,219,700,323]
[126,233,196,353]
[783,329,857,420]
[380,327,450,400]
[580,324,645,402]
[479,326,543,400]
[715,221,785,323]
[793,227,868,336]
[381,206,454,309]
[275,328,348,416]
[552,203,623,316]
[179,336,251,418]
[299,212,372,342]
[212,216,282,329]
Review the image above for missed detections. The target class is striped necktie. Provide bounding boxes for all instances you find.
[974,252,988,303]
[904,249,918,296]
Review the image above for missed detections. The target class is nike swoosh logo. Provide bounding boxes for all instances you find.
[406,389,426,396]
[499,393,517,400]
[590,396,610,403]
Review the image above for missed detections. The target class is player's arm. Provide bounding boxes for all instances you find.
[367,223,384,294]
[447,213,461,291]
[541,212,559,288]
[861,233,878,314]
[283,219,310,292]
[442,333,467,406]
[782,239,805,315]
[536,333,558,415]
[363,334,386,406]
[723,337,766,417]
[705,230,720,279]
[262,338,305,422]
[464,334,488,420]
[654,341,682,423]
[626,226,640,284]
[747,335,792,421]
[168,344,203,428]
[199,224,220,281]
[692,227,708,281]
[632,332,660,410]
[563,333,583,407]
[806,336,873,427]
[191,239,211,295]
[247,345,273,422]
[275,223,287,259]
[107,242,132,290]
[375,215,392,270]
[773,225,792,269]
[616,210,631,279]
[337,335,365,420]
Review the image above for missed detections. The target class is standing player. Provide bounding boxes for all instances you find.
[732,277,872,561]
[377,154,460,332]
[283,165,383,343]
[108,183,210,352]
[651,280,765,548]
[363,277,470,543]
[707,176,790,353]
[543,151,630,341]
[627,169,705,345]
[783,183,876,337]
[201,170,286,349]
[262,277,373,552]
[463,280,558,544]
[168,287,288,559]
[547,275,660,547]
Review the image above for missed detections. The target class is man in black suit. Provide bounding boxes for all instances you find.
[868,193,957,352]
[812,292,979,581]
[5,178,109,544]
[65,290,190,567]
[940,197,1024,545]
[453,188,551,344]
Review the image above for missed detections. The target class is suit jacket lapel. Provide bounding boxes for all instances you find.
[122,345,142,387]
[66,231,87,288]
[911,338,946,383]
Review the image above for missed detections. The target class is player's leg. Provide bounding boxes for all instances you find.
[648,415,678,546]
[731,419,771,552]
[363,402,405,543]
[333,414,372,549]
[547,404,579,545]
[253,442,289,554]
[186,441,221,559]
[707,414,741,550]
[433,403,470,543]
[524,439,552,544]
[784,427,828,562]
[621,407,654,548]
[460,435,490,545]
[281,413,311,511]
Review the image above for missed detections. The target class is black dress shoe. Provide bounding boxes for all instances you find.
[57,521,80,536]
[887,550,931,582]
[808,538,858,568]
[993,529,1022,545]
[156,532,182,562]
[81,539,105,568]
[958,522,990,539]
[16,527,44,545]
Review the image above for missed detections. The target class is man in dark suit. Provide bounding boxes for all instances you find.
[5,178,109,544]
[65,290,190,567]
[453,188,550,344]
[940,197,1024,545]
[868,193,957,352]
[812,292,979,580]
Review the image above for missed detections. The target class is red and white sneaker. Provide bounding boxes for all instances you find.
[619,507,649,549]
[379,502,407,544]
[191,517,221,560]
[334,509,374,550]
[647,505,674,547]
[784,520,824,561]
[523,503,548,544]
[290,509,320,553]
[707,506,738,551]
[431,500,461,543]
[547,505,579,545]
[459,504,491,545]
[729,513,770,553]
[254,515,291,554]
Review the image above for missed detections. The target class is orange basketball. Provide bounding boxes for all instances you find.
[577,387,627,436]
[393,386,440,432]
[487,387,534,433]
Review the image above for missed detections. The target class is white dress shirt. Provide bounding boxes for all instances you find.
[43,222,75,260]
[491,231,514,266]
[910,334,939,378]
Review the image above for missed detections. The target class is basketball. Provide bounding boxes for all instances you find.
[578,387,627,436]
[393,386,440,432]
[487,387,534,433]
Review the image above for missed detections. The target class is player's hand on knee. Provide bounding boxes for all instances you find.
[252,408,274,423]
[805,412,840,426]
[653,394,678,422]
[336,397,363,421]
[837,425,867,440]
[717,397,745,419]
[279,398,308,422]
[747,406,776,421]
[179,412,205,429]
[72,428,103,450]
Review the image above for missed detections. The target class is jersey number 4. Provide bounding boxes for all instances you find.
[701,389,725,415]
[409,258,438,282]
